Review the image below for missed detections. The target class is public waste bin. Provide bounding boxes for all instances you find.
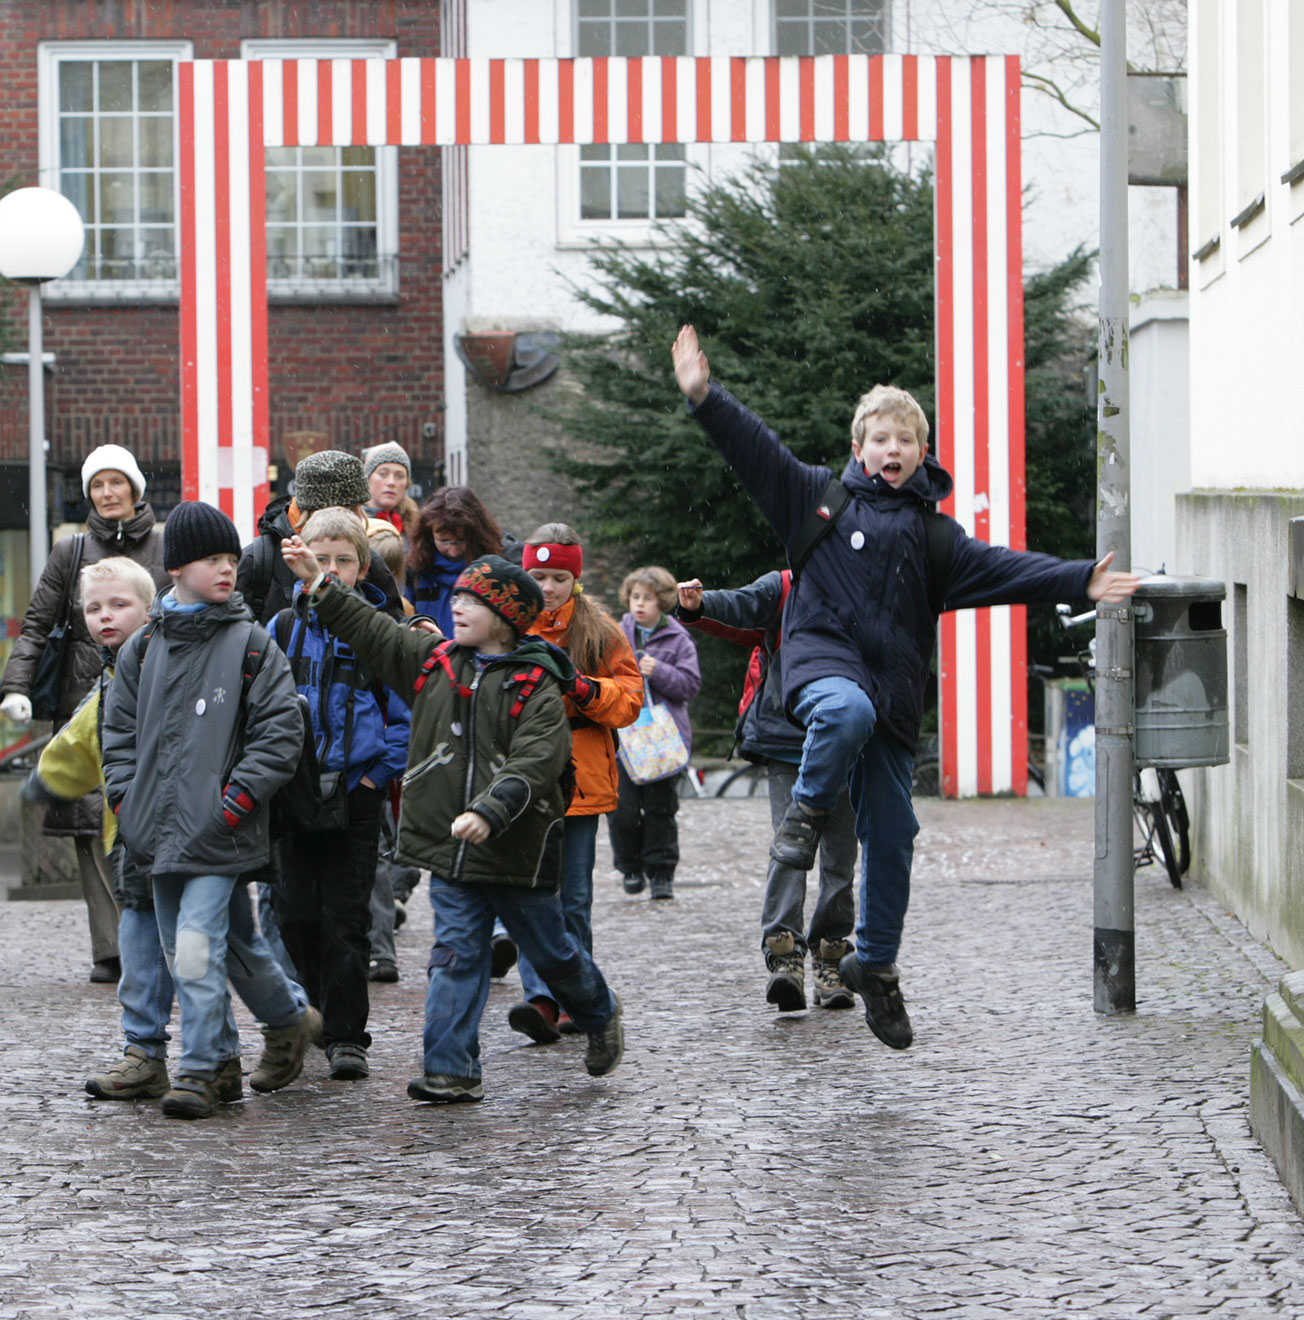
[1132,574,1229,769]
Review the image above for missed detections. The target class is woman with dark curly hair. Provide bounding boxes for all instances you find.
[405,486,511,637]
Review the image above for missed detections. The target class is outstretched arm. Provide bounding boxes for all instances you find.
[672,325,711,406]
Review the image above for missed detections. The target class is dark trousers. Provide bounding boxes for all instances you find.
[607,762,680,880]
[274,784,384,1051]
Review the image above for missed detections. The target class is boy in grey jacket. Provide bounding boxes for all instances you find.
[103,502,321,1120]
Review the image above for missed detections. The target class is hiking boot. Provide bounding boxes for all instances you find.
[585,996,624,1077]
[508,997,561,1044]
[490,933,519,979]
[215,1057,243,1102]
[622,873,646,894]
[769,801,827,871]
[838,954,913,1049]
[368,959,399,983]
[161,1074,220,1120]
[85,1045,169,1100]
[764,932,807,1012]
[648,870,674,901]
[328,1043,370,1081]
[250,1006,323,1092]
[812,939,855,1010]
[407,1073,483,1104]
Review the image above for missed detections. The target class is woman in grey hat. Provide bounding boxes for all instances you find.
[0,444,169,982]
[363,442,419,545]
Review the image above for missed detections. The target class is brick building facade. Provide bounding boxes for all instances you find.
[0,0,446,527]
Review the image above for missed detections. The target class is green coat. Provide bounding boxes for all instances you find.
[312,583,574,889]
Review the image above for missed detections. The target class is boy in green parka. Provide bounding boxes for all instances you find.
[281,542,625,1103]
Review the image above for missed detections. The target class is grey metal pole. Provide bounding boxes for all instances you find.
[1094,0,1135,1013]
[27,284,48,593]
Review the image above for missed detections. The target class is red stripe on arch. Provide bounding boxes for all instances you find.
[971,62,992,796]
[799,56,815,141]
[179,61,198,500]
[731,57,746,141]
[282,58,298,146]
[627,56,643,143]
[661,56,677,143]
[386,57,402,144]
[316,59,332,146]
[593,57,609,143]
[559,59,574,143]
[213,63,233,519]
[903,55,918,139]
[765,57,781,140]
[869,55,884,139]
[420,58,436,143]
[524,59,540,143]
[248,60,269,519]
[352,60,367,144]
[696,57,712,141]
[455,59,472,143]
[489,58,505,143]
[833,55,849,140]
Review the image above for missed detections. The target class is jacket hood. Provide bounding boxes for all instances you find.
[839,451,953,507]
[292,575,387,614]
[257,491,296,539]
[149,590,255,635]
[87,500,158,548]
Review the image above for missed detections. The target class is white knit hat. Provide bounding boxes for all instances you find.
[82,444,147,501]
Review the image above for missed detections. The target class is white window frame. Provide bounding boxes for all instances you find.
[772,0,890,59]
[242,37,399,301]
[38,39,193,304]
[556,0,707,249]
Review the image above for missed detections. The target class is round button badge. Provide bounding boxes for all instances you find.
[850,530,865,551]
[195,698,206,716]
[537,546,551,562]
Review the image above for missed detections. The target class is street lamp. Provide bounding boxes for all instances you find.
[0,187,85,591]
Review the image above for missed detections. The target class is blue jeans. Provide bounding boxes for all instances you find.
[792,677,919,967]
[517,814,599,1006]
[117,906,240,1063]
[153,874,307,1079]
[424,876,617,1080]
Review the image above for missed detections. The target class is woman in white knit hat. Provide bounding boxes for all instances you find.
[0,444,169,982]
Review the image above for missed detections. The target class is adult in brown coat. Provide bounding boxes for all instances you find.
[0,444,168,982]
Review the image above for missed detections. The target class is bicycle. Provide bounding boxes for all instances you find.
[1055,604,1191,888]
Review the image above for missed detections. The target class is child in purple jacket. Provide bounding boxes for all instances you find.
[611,566,701,901]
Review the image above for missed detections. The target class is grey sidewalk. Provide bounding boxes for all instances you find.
[1,797,1302,1319]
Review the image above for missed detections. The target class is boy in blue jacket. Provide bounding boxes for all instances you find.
[672,325,1139,1051]
[271,509,412,1082]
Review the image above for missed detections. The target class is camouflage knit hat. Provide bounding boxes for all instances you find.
[363,442,412,481]
[453,555,544,637]
[293,450,371,514]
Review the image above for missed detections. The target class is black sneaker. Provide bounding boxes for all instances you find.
[407,1073,483,1104]
[622,873,647,894]
[368,960,399,983]
[763,932,807,1011]
[490,933,518,979]
[585,996,624,1076]
[648,873,674,901]
[328,1043,370,1081]
[769,801,827,871]
[508,997,561,1044]
[838,954,913,1050]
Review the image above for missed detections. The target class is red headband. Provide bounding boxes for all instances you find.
[523,542,583,577]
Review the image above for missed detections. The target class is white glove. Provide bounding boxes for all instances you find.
[1,693,33,725]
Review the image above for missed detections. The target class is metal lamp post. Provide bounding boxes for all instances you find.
[0,187,85,591]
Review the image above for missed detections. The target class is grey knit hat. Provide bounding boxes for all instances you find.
[363,442,412,482]
[293,450,371,514]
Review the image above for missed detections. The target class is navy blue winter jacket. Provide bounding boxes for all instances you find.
[276,579,412,792]
[688,384,1095,753]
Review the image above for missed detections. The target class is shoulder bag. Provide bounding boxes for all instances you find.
[29,534,86,721]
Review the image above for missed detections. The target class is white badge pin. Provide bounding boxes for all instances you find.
[850,530,865,551]
[537,546,551,562]
[451,720,463,737]
[195,698,206,716]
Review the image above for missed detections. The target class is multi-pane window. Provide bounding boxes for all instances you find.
[774,0,889,57]
[577,0,688,223]
[44,48,187,288]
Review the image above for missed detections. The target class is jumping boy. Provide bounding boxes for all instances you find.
[672,325,1139,1050]
[102,501,321,1119]
[280,540,624,1103]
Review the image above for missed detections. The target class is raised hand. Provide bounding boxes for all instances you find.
[677,578,703,612]
[1086,551,1142,604]
[672,325,711,405]
[281,534,320,584]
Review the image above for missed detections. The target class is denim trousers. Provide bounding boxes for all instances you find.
[275,785,383,1051]
[607,763,680,879]
[424,876,617,1079]
[153,873,307,1078]
[760,760,857,954]
[517,813,599,1006]
[117,905,240,1063]
[791,677,919,967]
[369,798,421,966]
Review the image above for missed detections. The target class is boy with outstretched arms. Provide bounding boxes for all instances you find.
[280,540,624,1103]
[672,325,1139,1050]
[102,502,320,1119]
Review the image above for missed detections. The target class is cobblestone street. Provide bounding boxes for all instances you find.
[2,796,1303,1319]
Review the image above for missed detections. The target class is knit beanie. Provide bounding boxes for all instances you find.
[293,450,371,514]
[363,442,412,482]
[453,555,544,637]
[82,444,147,501]
[163,501,242,571]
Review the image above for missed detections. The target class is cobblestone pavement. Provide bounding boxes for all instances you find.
[2,797,1304,1319]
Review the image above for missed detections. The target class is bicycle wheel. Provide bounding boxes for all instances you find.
[1157,769,1191,875]
[1148,797,1183,889]
[912,753,940,797]
[715,763,767,798]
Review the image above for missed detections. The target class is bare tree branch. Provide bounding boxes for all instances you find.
[1054,0,1102,49]
[1023,70,1102,131]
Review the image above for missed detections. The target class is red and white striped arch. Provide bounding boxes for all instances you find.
[178,53,1025,798]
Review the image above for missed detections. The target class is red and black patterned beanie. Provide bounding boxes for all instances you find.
[453,555,544,636]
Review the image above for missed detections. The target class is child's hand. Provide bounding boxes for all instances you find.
[638,653,657,678]
[451,811,491,844]
[677,579,703,612]
[672,325,711,405]
[281,535,320,584]
[409,617,443,637]
[1086,551,1143,604]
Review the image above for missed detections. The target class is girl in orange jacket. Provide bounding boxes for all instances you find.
[507,522,644,1044]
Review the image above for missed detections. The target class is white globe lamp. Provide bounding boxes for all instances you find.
[0,187,85,589]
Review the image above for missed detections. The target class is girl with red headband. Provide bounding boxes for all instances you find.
[507,523,644,1045]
